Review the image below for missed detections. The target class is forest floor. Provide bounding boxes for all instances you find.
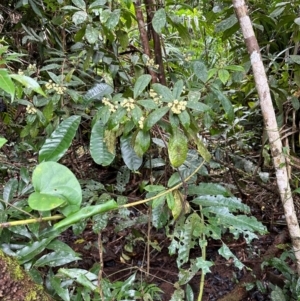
[0,139,295,301]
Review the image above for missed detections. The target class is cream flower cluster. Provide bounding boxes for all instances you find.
[45,80,67,95]
[121,97,135,112]
[168,99,187,114]
[102,97,118,113]
[149,89,162,105]
[138,116,145,129]
[26,105,37,114]
[146,58,159,69]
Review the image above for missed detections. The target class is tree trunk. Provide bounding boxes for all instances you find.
[232,0,300,274]
[0,249,54,301]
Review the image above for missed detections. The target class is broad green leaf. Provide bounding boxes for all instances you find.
[29,162,82,216]
[134,74,152,98]
[85,24,98,44]
[172,80,184,99]
[34,251,81,267]
[152,8,166,34]
[3,178,18,202]
[10,74,46,97]
[0,69,15,100]
[72,11,87,25]
[218,69,230,84]
[188,183,232,197]
[0,137,7,148]
[168,129,188,168]
[72,0,86,9]
[152,83,174,100]
[50,276,70,301]
[17,237,55,264]
[144,106,169,131]
[107,9,120,30]
[28,192,66,211]
[58,268,98,290]
[152,200,168,229]
[185,284,194,301]
[224,65,245,72]
[193,61,208,83]
[178,110,190,129]
[192,195,248,212]
[54,200,118,229]
[215,14,237,32]
[90,120,115,166]
[83,83,113,103]
[120,135,143,171]
[134,130,150,157]
[289,55,300,64]
[39,115,81,162]
[211,86,234,122]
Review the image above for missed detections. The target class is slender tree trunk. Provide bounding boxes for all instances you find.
[133,0,158,83]
[232,0,300,274]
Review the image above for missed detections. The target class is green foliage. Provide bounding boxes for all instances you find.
[1,0,296,300]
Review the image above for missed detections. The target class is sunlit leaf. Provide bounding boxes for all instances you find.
[152,8,166,34]
[10,74,46,97]
[0,69,15,100]
[168,129,188,168]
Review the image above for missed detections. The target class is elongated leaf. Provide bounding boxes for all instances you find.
[90,120,115,166]
[188,183,232,197]
[3,178,18,202]
[0,137,7,148]
[0,69,15,100]
[134,130,150,157]
[168,129,188,168]
[144,106,169,131]
[193,195,249,212]
[152,83,174,100]
[50,276,70,301]
[83,83,113,103]
[120,135,143,170]
[152,8,166,34]
[34,251,81,267]
[39,115,81,162]
[17,237,54,264]
[54,200,118,229]
[211,86,234,122]
[172,80,184,99]
[134,74,152,98]
[193,61,208,83]
[10,74,46,97]
[85,24,98,44]
[29,161,82,216]
[72,0,86,10]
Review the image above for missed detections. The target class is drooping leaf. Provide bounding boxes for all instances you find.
[172,80,184,99]
[215,14,237,32]
[10,74,46,97]
[120,135,143,171]
[3,178,18,202]
[193,61,208,83]
[17,237,55,264]
[72,11,87,25]
[168,129,188,168]
[0,69,15,100]
[188,183,232,197]
[134,74,152,98]
[211,86,234,122]
[152,8,166,34]
[134,130,150,157]
[34,251,81,267]
[144,106,169,131]
[152,83,174,100]
[83,83,113,103]
[28,162,82,216]
[85,24,98,44]
[218,69,230,84]
[39,115,81,162]
[90,120,115,166]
